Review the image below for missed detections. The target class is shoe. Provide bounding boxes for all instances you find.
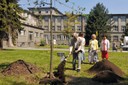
[77,69,80,72]
[81,61,86,64]
[73,67,76,70]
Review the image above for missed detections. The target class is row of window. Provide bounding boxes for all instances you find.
[44,34,69,40]
[20,30,43,38]
[43,17,83,23]
[44,26,82,31]
[113,26,126,31]
[113,16,126,22]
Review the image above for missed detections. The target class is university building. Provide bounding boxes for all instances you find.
[3,7,128,47]
[3,10,44,47]
[28,7,86,45]
[108,14,127,46]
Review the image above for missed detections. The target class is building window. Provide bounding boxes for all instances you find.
[44,35,49,40]
[44,17,49,22]
[45,10,49,13]
[113,26,118,31]
[64,26,67,29]
[52,17,55,22]
[38,11,41,14]
[72,26,75,31]
[57,17,61,22]
[113,16,118,22]
[44,26,49,31]
[52,35,56,39]
[20,30,25,36]
[35,32,39,37]
[113,36,118,41]
[121,26,126,32]
[57,35,61,40]
[120,16,126,22]
[77,26,81,31]
[40,33,43,38]
[77,17,81,22]
[57,26,61,31]
[52,26,55,31]
[29,31,33,41]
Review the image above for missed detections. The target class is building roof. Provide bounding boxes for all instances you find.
[28,7,64,15]
[22,23,44,30]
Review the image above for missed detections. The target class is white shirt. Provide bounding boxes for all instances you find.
[75,37,85,52]
[100,39,110,51]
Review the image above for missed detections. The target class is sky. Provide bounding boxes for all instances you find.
[18,0,128,14]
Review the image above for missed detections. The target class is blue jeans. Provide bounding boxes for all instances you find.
[72,51,84,70]
[72,52,77,69]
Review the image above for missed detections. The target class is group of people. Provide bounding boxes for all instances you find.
[69,33,110,72]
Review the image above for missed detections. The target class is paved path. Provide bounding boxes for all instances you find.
[3,47,128,52]
[4,47,69,51]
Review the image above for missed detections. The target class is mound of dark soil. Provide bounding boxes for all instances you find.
[1,60,41,76]
[88,59,125,77]
[92,70,124,83]
[39,60,66,84]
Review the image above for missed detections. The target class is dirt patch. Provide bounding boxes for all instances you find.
[88,59,125,77]
[88,59,125,83]
[39,60,66,84]
[1,59,41,76]
[92,70,124,83]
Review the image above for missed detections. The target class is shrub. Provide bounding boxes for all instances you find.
[40,39,46,46]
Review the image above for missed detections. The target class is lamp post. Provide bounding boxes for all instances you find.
[49,0,53,78]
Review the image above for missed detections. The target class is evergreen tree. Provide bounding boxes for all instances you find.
[0,0,23,48]
[85,3,112,45]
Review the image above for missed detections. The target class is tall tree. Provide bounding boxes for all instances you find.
[85,3,112,45]
[0,0,23,49]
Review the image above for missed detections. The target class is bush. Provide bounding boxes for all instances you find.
[40,39,46,46]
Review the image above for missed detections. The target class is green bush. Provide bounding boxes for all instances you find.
[40,39,46,46]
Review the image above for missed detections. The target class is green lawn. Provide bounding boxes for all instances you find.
[0,49,128,85]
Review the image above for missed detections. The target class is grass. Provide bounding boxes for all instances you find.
[36,44,69,49]
[0,49,128,85]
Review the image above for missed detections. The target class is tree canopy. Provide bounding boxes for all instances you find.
[0,0,23,48]
[85,3,111,45]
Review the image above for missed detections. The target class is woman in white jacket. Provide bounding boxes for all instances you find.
[100,34,110,60]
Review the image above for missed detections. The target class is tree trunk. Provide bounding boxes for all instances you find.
[8,26,14,47]
[0,39,3,49]
[8,32,14,47]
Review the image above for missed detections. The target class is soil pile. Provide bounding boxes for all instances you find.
[92,70,124,83]
[1,60,41,76]
[88,59,125,83]
[39,60,66,84]
[88,59,125,77]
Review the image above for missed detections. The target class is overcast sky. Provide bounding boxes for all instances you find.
[18,0,128,14]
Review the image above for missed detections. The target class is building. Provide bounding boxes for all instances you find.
[3,10,44,47]
[28,7,86,45]
[4,7,127,47]
[108,14,127,46]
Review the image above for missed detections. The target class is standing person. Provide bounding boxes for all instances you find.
[100,35,110,60]
[75,32,85,72]
[88,34,99,64]
[112,41,118,51]
[69,33,78,70]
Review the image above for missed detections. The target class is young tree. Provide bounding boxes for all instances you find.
[85,3,111,45]
[0,0,23,49]
[63,12,80,45]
